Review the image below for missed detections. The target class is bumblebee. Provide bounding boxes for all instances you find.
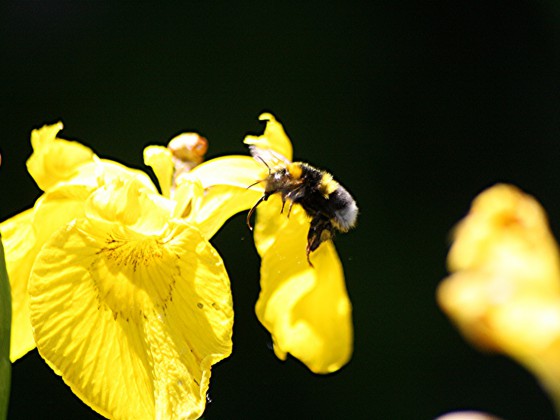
[246,146,358,266]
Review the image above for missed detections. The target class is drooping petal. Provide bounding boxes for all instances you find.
[1,183,93,361]
[143,146,174,198]
[0,210,37,361]
[252,181,290,257]
[26,122,95,191]
[29,215,233,420]
[243,113,293,162]
[254,195,353,374]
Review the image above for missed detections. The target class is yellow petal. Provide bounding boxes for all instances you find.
[190,155,264,189]
[29,218,233,420]
[439,185,560,350]
[252,185,290,257]
[1,184,92,361]
[144,146,173,198]
[0,210,37,361]
[189,156,263,239]
[437,270,503,352]
[70,158,158,194]
[438,183,560,412]
[255,195,353,374]
[243,113,293,162]
[171,175,204,219]
[196,185,262,239]
[491,297,560,407]
[26,123,95,191]
[85,178,173,237]
[32,184,93,244]
[448,184,560,296]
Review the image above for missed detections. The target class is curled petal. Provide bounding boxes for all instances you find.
[29,218,233,420]
[243,113,293,162]
[26,122,95,191]
[255,196,353,374]
[144,146,174,198]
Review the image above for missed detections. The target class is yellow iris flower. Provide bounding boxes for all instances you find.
[193,113,353,374]
[438,184,560,412]
[2,114,354,419]
[2,124,237,419]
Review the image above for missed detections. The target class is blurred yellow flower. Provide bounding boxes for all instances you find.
[194,113,354,374]
[2,123,235,419]
[438,184,560,411]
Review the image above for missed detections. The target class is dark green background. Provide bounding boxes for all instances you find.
[2,1,560,419]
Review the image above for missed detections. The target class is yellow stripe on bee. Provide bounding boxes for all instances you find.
[287,163,303,179]
[320,172,339,196]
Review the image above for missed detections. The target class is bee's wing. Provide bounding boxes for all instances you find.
[248,145,291,170]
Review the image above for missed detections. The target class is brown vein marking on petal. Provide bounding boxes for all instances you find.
[90,234,179,323]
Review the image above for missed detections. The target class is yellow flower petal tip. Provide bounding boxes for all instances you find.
[438,183,560,410]
[26,122,95,191]
[143,145,173,198]
[243,113,293,162]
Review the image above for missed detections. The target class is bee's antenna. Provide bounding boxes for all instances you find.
[246,195,266,230]
[247,179,264,190]
[246,157,272,190]
[256,156,272,175]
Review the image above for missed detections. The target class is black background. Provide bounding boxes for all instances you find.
[2,1,560,419]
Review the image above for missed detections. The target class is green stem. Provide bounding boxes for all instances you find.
[0,236,11,419]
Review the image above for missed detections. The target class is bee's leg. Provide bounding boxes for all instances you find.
[286,200,295,218]
[305,246,315,268]
[284,186,305,218]
[306,215,334,267]
[247,195,268,230]
[280,197,287,214]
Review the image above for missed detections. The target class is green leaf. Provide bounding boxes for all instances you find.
[0,236,11,419]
